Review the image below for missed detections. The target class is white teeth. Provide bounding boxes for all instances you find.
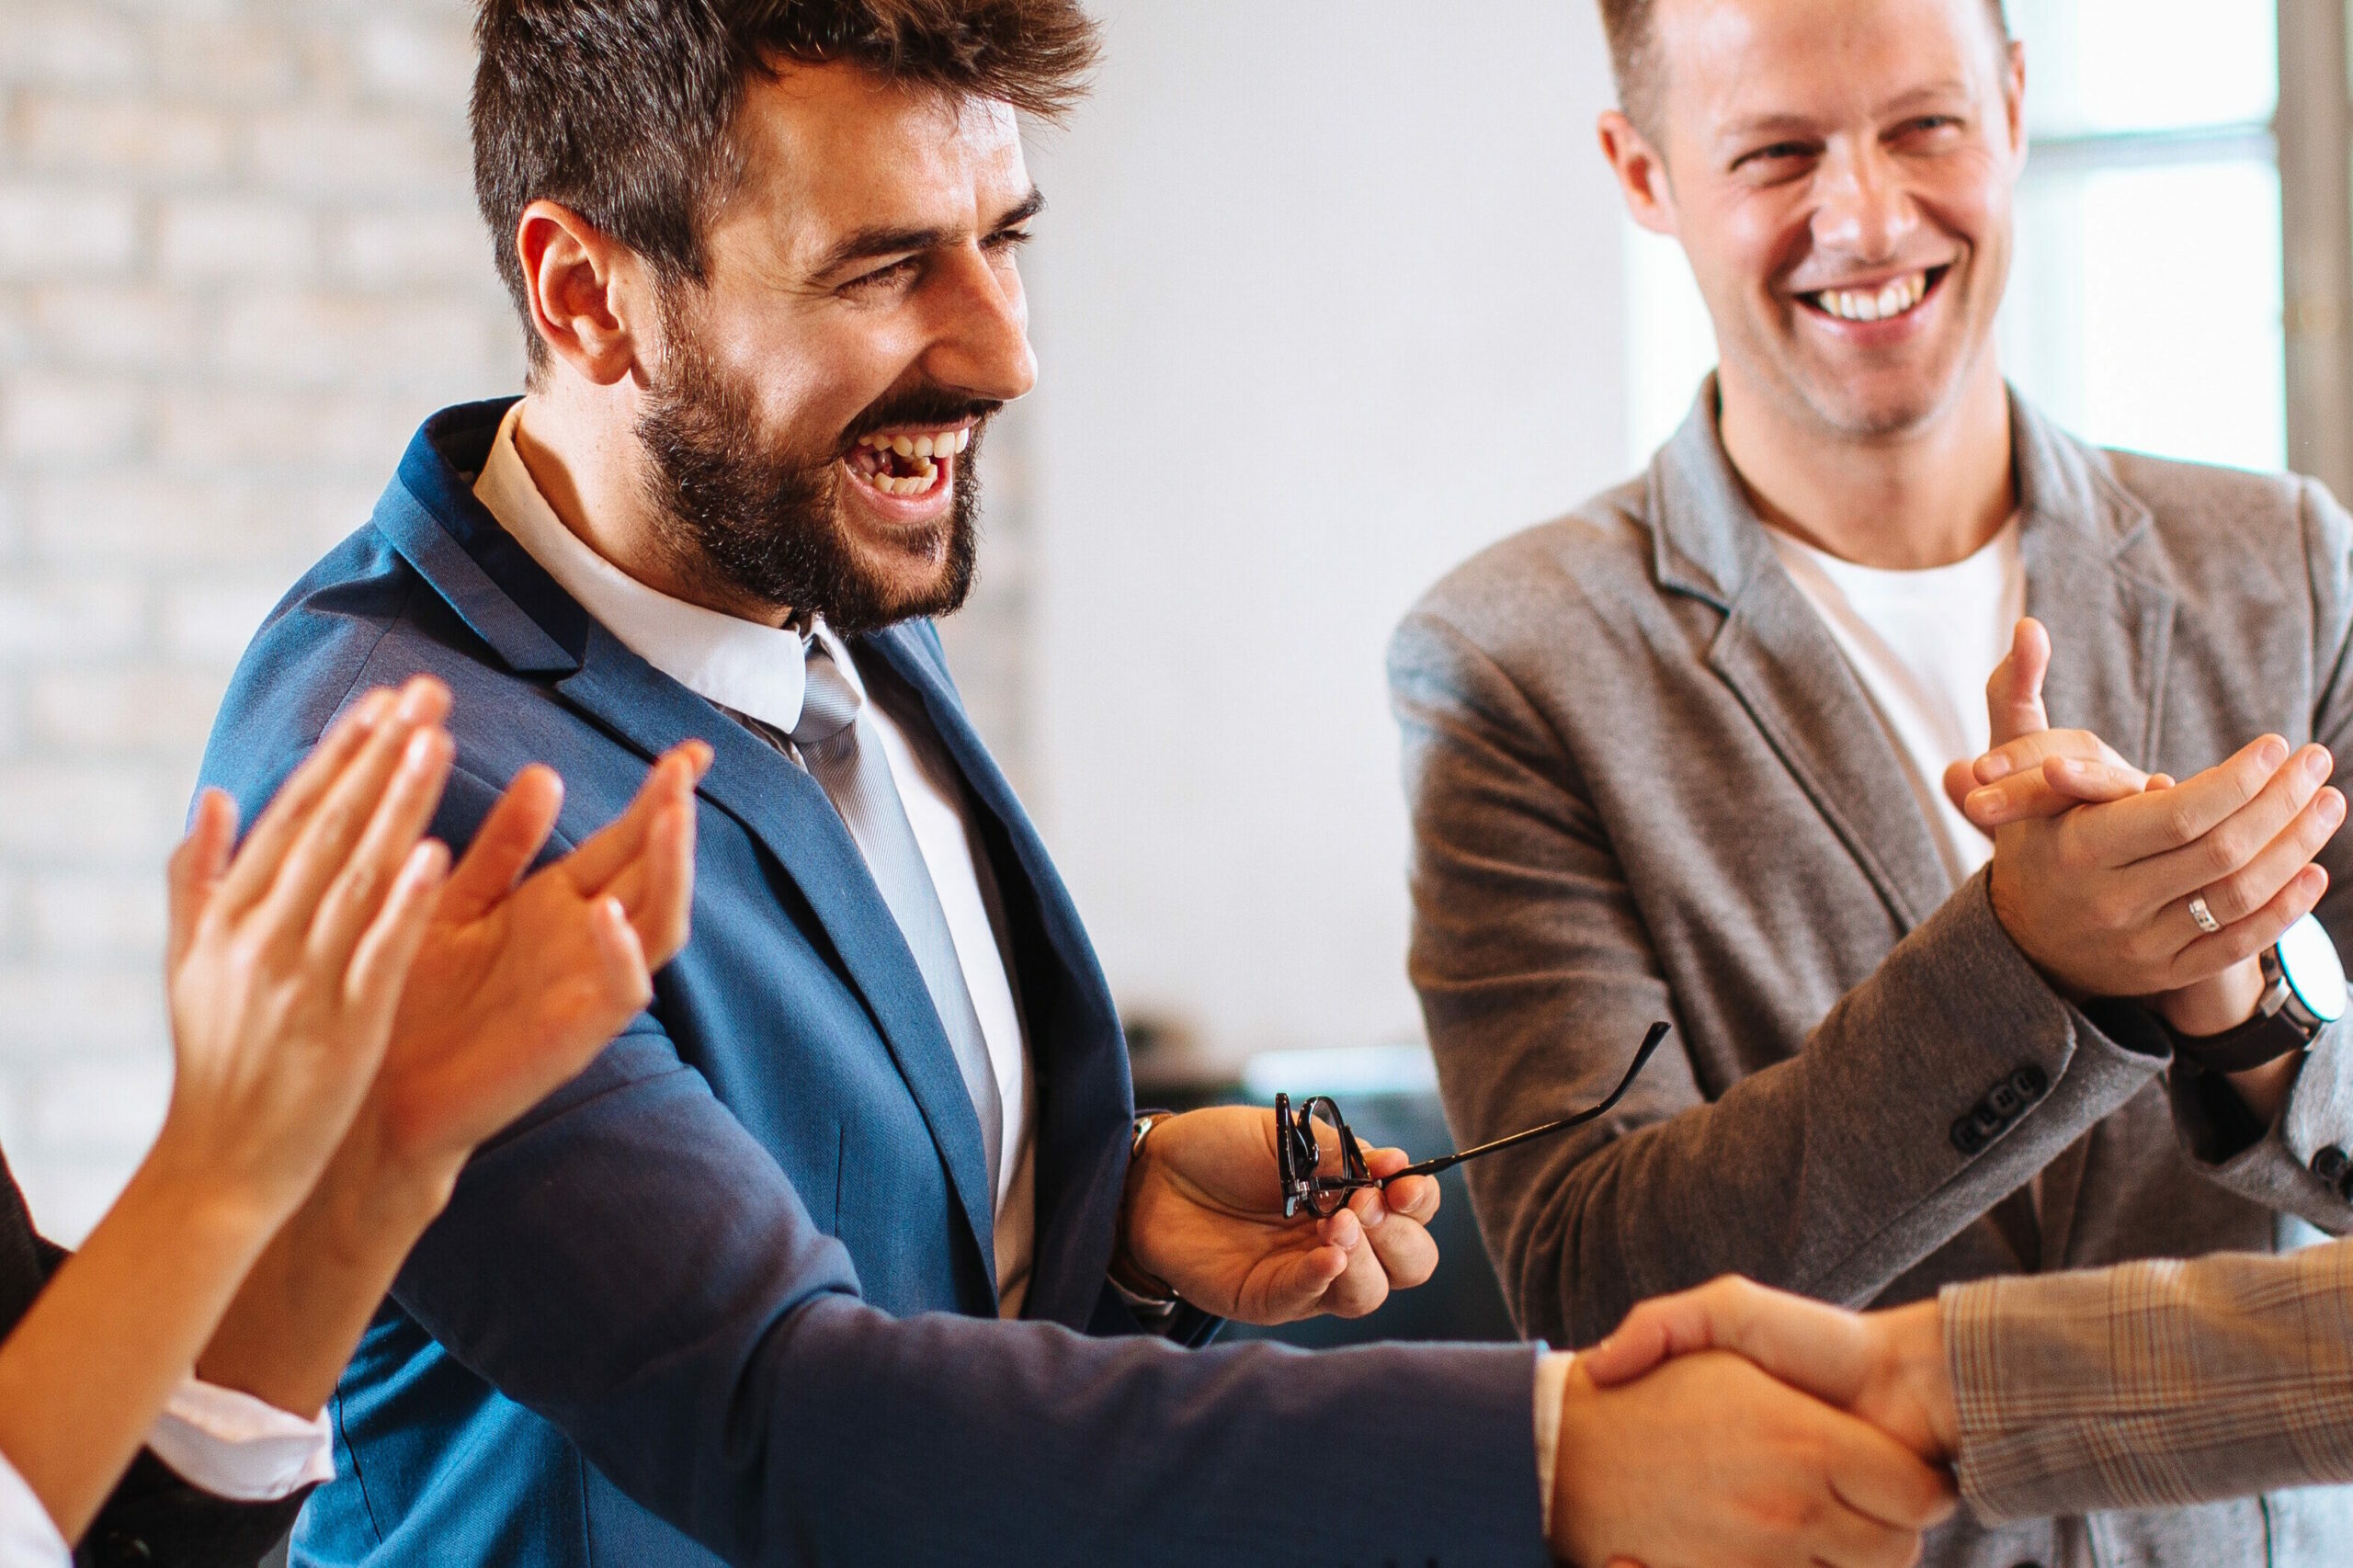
[847,428,968,497]
[1813,271,1928,324]
[854,427,969,456]
[859,465,943,498]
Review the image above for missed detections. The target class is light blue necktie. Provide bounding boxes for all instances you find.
[789,641,1004,1210]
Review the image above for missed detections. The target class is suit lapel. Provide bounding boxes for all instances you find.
[377,409,1002,1286]
[1652,390,1955,930]
[859,626,1135,1326]
[555,634,1003,1289]
[2010,401,2177,769]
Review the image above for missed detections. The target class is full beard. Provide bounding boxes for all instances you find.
[633,323,988,636]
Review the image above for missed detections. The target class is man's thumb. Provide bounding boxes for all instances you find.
[1986,617,2052,747]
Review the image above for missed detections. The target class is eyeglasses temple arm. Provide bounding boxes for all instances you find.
[1383,1020,1672,1183]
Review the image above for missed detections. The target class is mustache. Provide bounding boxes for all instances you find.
[838,389,1006,452]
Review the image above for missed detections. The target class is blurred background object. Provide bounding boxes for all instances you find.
[1,2,2345,1359]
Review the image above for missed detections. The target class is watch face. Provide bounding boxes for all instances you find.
[2278,914,2349,1025]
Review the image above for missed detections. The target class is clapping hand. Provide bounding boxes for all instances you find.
[157,678,458,1217]
[1117,1107,1440,1324]
[352,739,710,1185]
[1939,620,2339,1023]
[196,731,709,1418]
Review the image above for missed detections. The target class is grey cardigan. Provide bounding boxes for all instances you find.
[1392,387,2353,1567]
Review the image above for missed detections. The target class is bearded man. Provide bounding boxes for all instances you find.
[193,3,1957,1566]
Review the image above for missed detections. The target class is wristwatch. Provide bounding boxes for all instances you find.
[1109,1113,1180,1312]
[2165,914,2348,1074]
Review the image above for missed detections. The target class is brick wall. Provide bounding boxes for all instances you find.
[0,0,1035,1242]
[0,0,517,1241]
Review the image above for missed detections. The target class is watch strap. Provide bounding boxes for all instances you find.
[2165,1006,2313,1074]
[1110,1112,1180,1311]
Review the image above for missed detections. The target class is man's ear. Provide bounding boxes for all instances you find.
[1598,110,1677,237]
[516,199,648,388]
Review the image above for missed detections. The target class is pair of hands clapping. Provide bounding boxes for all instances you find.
[159,676,706,1228]
[1,676,705,1547]
[1949,618,2340,1040]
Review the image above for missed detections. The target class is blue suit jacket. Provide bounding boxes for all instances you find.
[196,402,1543,1568]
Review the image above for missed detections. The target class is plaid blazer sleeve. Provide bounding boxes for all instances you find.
[1945,1239,2353,1520]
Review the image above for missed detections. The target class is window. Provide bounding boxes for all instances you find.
[1622,1,2347,487]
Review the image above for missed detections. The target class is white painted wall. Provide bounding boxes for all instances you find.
[1015,2,1631,1072]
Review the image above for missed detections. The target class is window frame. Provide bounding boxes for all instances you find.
[2016,1,2348,491]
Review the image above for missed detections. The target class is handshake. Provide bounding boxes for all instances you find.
[1120,1114,1960,1568]
[1560,1278,1958,1568]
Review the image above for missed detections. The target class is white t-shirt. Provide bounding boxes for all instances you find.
[1766,518,2026,891]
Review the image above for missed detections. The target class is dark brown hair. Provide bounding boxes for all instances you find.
[1596,0,2010,140]
[471,0,1100,369]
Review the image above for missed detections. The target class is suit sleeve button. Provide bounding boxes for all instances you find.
[2314,1145,2349,1186]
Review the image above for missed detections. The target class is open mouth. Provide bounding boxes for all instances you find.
[1798,265,1950,324]
[845,426,972,500]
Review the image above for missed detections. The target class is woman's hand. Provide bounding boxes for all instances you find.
[356,740,708,1193]
[197,744,708,1418]
[153,678,457,1224]
[0,678,458,1546]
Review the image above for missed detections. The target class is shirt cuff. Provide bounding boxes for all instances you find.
[145,1378,335,1502]
[0,1442,70,1568]
[1533,1347,1571,1535]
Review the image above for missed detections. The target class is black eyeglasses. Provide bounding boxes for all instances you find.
[1276,1020,1672,1220]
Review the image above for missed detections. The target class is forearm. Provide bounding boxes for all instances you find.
[520,1287,1544,1568]
[2166,1016,2353,1230]
[1944,1242,2353,1518]
[0,1148,285,1544]
[198,1131,457,1418]
[1451,876,2165,1344]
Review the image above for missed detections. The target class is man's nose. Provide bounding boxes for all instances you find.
[920,247,1038,404]
[1812,142,1917,263]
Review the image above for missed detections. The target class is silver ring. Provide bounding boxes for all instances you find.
[2189,895,2222,935]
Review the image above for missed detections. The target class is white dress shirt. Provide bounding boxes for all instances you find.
[0,1381,333,1566]
[474,403,1039,1314]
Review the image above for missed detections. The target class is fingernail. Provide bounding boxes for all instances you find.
[404,729,438,767]
[2308,749,2335,784]
[2262,737,2290,768]
[2325,790,2346,825]
[1976,754,2016,782]
[353,688,394,727]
